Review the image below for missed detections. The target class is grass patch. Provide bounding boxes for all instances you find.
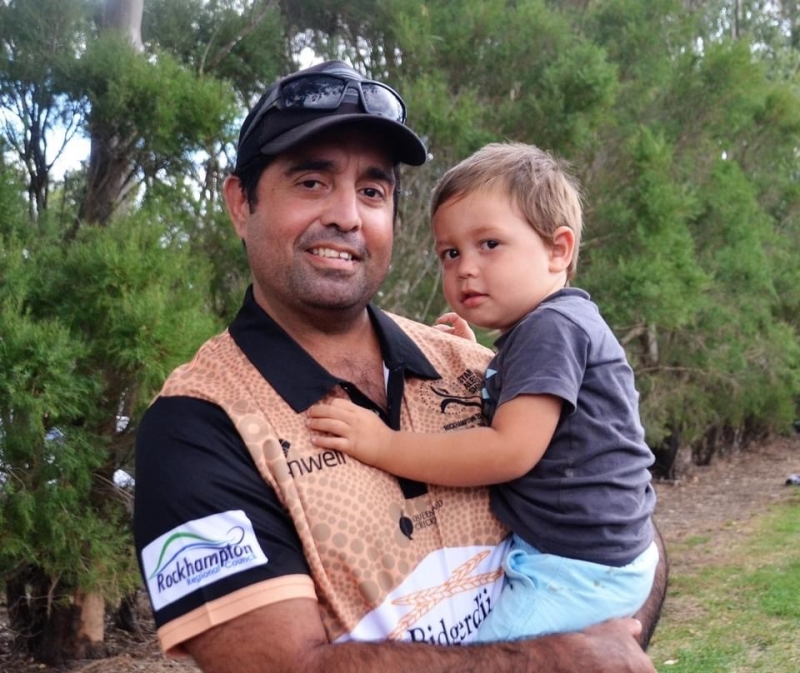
[681,535,711,549]
[649,493,800,672]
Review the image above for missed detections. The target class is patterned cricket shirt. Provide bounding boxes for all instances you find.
[134,287,510,654]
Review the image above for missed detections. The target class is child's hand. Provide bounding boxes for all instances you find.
[307,398,389,466]
[434,312,477,342]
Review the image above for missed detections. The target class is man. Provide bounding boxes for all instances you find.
[134,60,666,672]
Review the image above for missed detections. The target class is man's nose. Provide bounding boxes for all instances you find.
[324,187,362,232]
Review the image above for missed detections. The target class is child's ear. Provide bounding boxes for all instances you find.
[549,226,576,273]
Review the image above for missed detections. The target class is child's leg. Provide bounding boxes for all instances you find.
[475,535,659,642]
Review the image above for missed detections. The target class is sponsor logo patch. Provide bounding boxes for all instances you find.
[141,510,268,610]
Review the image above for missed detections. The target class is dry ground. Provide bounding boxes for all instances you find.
[2,435,798,673]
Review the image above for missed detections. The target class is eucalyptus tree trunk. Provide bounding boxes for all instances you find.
[78,0,144,226]
[72,0,143,656]
[29,0,145,664]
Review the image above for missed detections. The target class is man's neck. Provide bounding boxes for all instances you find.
[254,294,388,409]
[300,313,388,410]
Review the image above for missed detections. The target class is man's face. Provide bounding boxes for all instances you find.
[226,129,396,327]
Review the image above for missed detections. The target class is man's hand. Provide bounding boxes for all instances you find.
[433,312,477,342]
[307,398,392,465]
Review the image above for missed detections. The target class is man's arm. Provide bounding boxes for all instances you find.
[634,522,669,649]
[185,596,657,673]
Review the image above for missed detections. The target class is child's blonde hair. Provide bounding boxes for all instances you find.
[431,142,584,279]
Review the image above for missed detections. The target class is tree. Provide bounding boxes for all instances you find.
[0,161,223,663]
[0,0,233,663]
[78,0,144,225]
[582,1,800,469]
[0,0,93,217]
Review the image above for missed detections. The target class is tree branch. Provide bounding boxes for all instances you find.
[202,0,278,75]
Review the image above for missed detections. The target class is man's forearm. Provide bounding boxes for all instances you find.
[311,637,534,672]
[187,599,656,673]
[307,623,653,673]
[634,522,669,649]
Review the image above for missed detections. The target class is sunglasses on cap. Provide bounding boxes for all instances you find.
[239,72,408,149]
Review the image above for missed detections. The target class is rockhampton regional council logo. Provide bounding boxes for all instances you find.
[142,510,268,610]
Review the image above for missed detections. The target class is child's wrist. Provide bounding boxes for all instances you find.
[368,429,391,469]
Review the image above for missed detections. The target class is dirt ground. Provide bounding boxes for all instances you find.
[2,435,798,673]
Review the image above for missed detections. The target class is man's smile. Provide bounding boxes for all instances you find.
[308,246,358,262]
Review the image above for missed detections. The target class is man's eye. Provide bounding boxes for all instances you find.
[362,187,385,199]
[300,179,321,189]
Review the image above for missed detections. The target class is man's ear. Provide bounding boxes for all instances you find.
[549,226,576,273]
[223,175,250,241]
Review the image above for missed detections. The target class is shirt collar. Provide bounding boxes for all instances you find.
[228,286,440,412]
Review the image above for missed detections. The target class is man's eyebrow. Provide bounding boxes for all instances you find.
[365,166,396,187]
[282,160,394,186]
[283,159,334,176]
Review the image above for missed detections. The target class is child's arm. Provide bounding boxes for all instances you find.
[307,394,562,487]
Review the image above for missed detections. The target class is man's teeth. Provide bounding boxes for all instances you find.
[311,248,353,260]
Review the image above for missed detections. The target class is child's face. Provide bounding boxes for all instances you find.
[432,185,573,333]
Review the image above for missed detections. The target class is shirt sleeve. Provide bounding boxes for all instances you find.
[495,308,589,414]
[133,395,312,636]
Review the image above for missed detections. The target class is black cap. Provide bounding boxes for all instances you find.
[234,60,427,171]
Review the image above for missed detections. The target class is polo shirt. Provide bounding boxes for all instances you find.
[134,287,509,654]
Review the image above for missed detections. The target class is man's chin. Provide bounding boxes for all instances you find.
[307,295,370,313]
[303,277,385,311]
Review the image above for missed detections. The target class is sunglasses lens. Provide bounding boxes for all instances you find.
[282,75,346,109]
[361,83,406,122]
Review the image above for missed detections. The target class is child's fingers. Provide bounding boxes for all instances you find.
[307,402,350,421]
[310,433,349,450]
[307,417,355,451]
[307,416,347,434]
[435,311,461,326]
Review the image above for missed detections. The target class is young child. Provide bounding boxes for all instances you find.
[307,142,658,641]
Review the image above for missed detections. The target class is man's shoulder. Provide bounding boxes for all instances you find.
[158,328,242,400]
[382,311,493,369]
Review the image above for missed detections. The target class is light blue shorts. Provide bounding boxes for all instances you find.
[476,534,659,641]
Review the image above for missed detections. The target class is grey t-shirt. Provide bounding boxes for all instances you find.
[484,288,655,566]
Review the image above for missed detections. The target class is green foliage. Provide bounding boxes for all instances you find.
[0,148,28,235]
[584,127,706,330]
[0,157,220,598]
[0,0,92,84]
[0,0,94,211]
[574,5,800,456]
[28,214,220,415]
[70,35,236,180]
[143,0,289,103]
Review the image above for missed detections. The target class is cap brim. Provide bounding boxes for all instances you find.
[259,114,427,166]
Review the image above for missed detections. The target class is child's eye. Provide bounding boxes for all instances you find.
[482,240,500,250]
[440,248,459,260]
